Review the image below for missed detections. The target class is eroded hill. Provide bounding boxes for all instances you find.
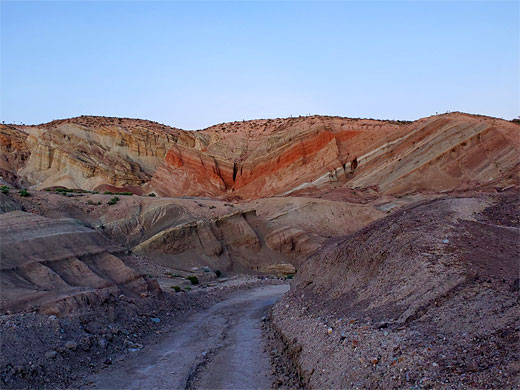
[2,113,518,199]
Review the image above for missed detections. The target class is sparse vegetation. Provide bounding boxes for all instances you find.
[186,275,199,285]
[19,189,30,197]
[209,205,216,209]
[107,196,120,205]
[148,193,156,197]
[55,188,74,193]
[215,270,222,278]
[184,286,191,291]
[170,285,181,292]
[0,186,9,195]
[104,191,133,196]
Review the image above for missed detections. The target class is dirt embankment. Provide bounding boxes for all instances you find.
[268,192,520,389]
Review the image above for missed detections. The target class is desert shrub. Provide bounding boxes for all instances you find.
[107,196,120,205]
[19,189,30,197]
[0,186,9,195]
[148,193,156,197]
[215,270,222,278]
[105,191,133,196]
[209,205,216,209]
[184,286,192,291]
[286,274,294,280]
[186,275,199,285]
[170,285,181,292]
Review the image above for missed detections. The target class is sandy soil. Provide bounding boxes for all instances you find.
[78,284,289,390]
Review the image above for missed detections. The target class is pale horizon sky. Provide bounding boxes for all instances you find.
[1,1,519,130]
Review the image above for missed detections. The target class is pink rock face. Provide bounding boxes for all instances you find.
[1,112,519,199]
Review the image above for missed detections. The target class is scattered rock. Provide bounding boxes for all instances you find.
[45,351,57,359]
[98,338,107,349]
[64,341,77,351]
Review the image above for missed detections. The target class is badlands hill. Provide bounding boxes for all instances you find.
[1,112,518,199]
[0,112,518,389]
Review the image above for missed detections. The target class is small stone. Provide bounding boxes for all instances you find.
[103,358,112,365]
[98,339,107,349]
[340,332,347,341]
[45,351,57,359]
[65,341,77,351]
[442,239,449,244]
[261,316,267,322]
[327,327,333,335]
[150,317,161,323]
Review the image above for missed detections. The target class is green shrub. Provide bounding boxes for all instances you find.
[170,285,181,292]
[19,189,30,197]
[215,270,222,278]
[184,286,191,291]
[148,193,156,197]
[0,186,9,195]
[105,191,133,196]
[186,275,199,285]
[107,196,120,205]
[286,274,294,280]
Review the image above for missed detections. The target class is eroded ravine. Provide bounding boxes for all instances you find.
[79,284,289,390]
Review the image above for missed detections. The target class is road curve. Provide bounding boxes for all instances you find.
[80,284,289,390]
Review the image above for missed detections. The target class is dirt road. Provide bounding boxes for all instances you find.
[79,284,289,390]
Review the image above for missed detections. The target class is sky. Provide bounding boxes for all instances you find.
[1,1,518,129]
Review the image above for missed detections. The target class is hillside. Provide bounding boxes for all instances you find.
[270,191,519,389]
[1,113,518,199]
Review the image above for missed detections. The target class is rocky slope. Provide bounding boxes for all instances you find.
[269,192,520,389]
[1,113,518,199]
[0,210,160,316]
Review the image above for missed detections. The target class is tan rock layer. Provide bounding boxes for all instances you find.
[0,211,158,315]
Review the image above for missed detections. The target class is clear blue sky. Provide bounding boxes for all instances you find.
[1,1,518,129]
